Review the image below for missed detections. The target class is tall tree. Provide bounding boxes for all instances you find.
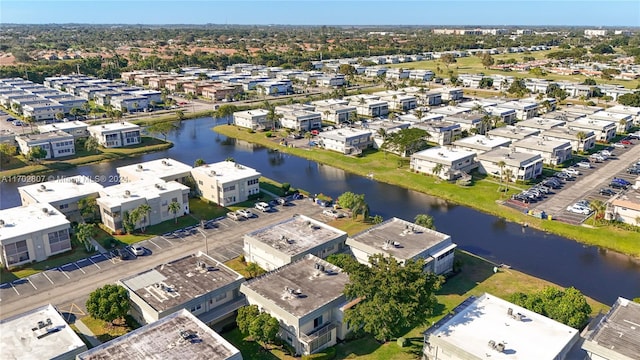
[193,158,206,167]
[86,284,130,325]
[146,121,178,141]
[344,254,443,342]
[168,201,181,224]
[381,128,430,157]
[237,305,260,334]
[27,146,47,163]
[75,222,96,252]
[414,213,436,230]
[135,203,152,232]
[481,53,495,69]
[509,286,591,329]
[85,136,99,152]
[0,143,17,164]
[78,197,99,222]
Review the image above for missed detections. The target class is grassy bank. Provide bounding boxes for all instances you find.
[0,136,173,178]
[214,125,640,258]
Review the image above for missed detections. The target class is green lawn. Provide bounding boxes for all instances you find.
[80,315,140,343]
[215,125,640,258]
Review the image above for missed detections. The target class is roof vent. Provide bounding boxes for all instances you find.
[162,159,170,166]
[40,184,47,191]
[209,170,216,177]
[488,340,505,353]
[137,164,143,171]
[42,208,50,216]
[124,190,131,198]
[0,219,5,227]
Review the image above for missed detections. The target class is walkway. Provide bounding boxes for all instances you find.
[74,318,102,348]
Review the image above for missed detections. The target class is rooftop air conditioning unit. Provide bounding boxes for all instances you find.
[124,190,131,198]
[42,208,50,216]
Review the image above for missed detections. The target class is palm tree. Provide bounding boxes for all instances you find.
[414,214,436,230]
[575,131,587,153]
[376,128,387,140]
[168,201,181,224]
[78,197,99,222]
[75,223,96,252]
[132,102,139,114]
[503,169,514,193]
[194,158,206,167]
[24,115,35,133]
[70,107,81,120]
[414,108,424,121]
[497,160,506,193]
[432,163,444,182]
[136,203,152,233]
[589,200,607,223]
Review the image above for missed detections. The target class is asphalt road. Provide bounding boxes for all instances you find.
[0,198,329,320]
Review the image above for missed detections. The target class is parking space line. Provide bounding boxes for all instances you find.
[42,272,54,285]
[148,239,162,249]
[88,257,100,270]
[159,236,174,246]
[9,282,19,295]
[27,278,37,290]
[57,267,70,279]
[72,262,86,274]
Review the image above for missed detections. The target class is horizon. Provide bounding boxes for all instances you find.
[1,1,639,27]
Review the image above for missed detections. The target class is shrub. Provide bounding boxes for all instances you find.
[265,131,273,138]
[301,347,336,360]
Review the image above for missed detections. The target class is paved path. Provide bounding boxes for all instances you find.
[0,198,325,320]
[75,319,102,348]
[535,144,640,218]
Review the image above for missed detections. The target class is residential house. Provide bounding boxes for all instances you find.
[317,128,373,155]
[15,131,75,159]
[607,193,640,227]
[346,217,456,275]
[408,70,435,82]
[541,127,596,152]
[202,84,243,101]
[110,95,149,112]
[183,81,218,96]
[385,68,410,80]
[501,100,539,120]
[364,67,387,78]
[444,113,486,134]
[381,94,417,112]
[581,297,640,360]
[518,117,567,132]
[317,75,346,87]
[485,106,518,125]
[190,161,261,206]
[96,179,190,233]
[18,175,104,218]
[453,134,512,155]
[350,99,389,117]
[119,252,246,327]
[87,121,141,148]
[21,102,65,121]
[411,120,461,146]
[38,121,88,138]
[488,125,540,141]
[410,147,477,180]
[438,87,464,102]
[587,111,634,133]
[117,158,193,184]
[275,104,322,132]
[0,304,87,360]
[240,255,350,356]
[76,309,242,360]
[477,147,543,181]
[0,204,71,269]
[256,81,292,96]
[606,105,640,125]
[233,109,271,131]
[312,99,357,124]
[132,89,163,104]
[243,215,347,271]
[567,117,617,142]
[423,293,579,360]
[513,136,573,165]
[430,106,468,117]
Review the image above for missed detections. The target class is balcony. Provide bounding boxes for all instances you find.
[299,322,337,354]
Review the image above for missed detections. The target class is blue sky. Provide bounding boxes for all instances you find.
[1,1,639,26]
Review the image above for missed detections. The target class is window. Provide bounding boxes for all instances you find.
[313,315,323,328]
[48,229,71,253]
[247,178,259,185]
[215,292,227,301]
[59,203,69,210]
[5,240,29,265]
[190,304,202,312]
[198,180,203,185]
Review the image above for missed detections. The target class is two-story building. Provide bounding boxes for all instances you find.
[15,131,75,159]
[312,99,357,124]
[346,217,456,275]
[240,255,350,356]
[501,100,539,120]
[540,127,596,153]
[87,121,141,148]
[244,214,347,271]
[381,94,417,112]
[117,158,193,184]
[317,128,373,155]
[453,134,512,155]
[567,117,617,142]
[0,204,71,269]
[439,87,464,102]
[190,161,261,206]
[351,99,389,117]
[275,105,322,132]
[119,252,246,328]
[488,125,540,142]
[38,121,89,138]
[517,117,566,132]
[411,120,461,146]
[410,147,477,180]
[97,179,190,233]
[233,109,271,131]
[513,136,573,166]
[477,147,543,181]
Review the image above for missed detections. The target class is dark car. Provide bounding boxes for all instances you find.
[115,248,131,260]
[613,177,631,186]
[627,167,640,175]
[609,182,628,190]
[599,188,616,196]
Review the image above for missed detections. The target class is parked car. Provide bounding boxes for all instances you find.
[115,248,131,260]
[600,150,612,157]
[227,211,242,221]
[129,245,145,256]
[609,182,628,190]
[589,154,604,162]
[620,139,633,145]
[613,177,631,186]
[323,209,344,218]
[627,167,640,175]
[575,162,591,169]
[276,197,289,206]
[237,209,254,219]
[12,120,24,126]
[563,168,581,175]
[566,204,591,215]
[612,143,626,148]
[599,188,616,196]
[628,131,640,140]
[255,202,271,212]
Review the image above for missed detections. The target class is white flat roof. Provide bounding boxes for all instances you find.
[117,158,193,181]
[18,175,104,204]
[514,136,572,152]
[319,127,372,141]
[191,161,261,184]
[0,304,86,360]
[0,204,69,242]
[38,121,88,134]
[412,146,476,162]
[454,135,512,150]
[428,293,578,359]
[87,121,139,132]
[570,117,616,129]
[98,180,189,208]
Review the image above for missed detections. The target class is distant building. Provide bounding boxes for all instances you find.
[347,217,456,274]
[423,293,579,360]
[0,204,71,269]
[410,147,477,180]
[120,252,246,327]
[240,254,350,356]
[243,214,347,271]
[97,179,190,233]
[233,109,271,131]
[0,304,87,360]
[488,125,540,141]
[18,175,103,218]
[15,131,75,159]
[76,309,242,360]
[117,158,193,184]
[584,29,609,37]
[317,128,373,156]
[190,161,261,206]
[87,121,141,148]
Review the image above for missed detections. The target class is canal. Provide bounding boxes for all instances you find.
[1,117,638,304]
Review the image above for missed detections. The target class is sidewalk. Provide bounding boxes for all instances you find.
[91,239,108,254]
[74,318,102,348]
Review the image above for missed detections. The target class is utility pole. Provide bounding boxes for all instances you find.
[198,220,209,255]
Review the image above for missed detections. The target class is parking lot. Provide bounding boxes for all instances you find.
[527,141,640,224]
[0,196,331,319]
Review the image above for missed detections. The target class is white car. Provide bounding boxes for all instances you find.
[237,209,254,219]
[563,168,580,175]
[612,143,626,148]
[566,204,591,215]
[575,162,591,169]
[129,245,145,256]
[322,209,343,218]
[599,150,612,157]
